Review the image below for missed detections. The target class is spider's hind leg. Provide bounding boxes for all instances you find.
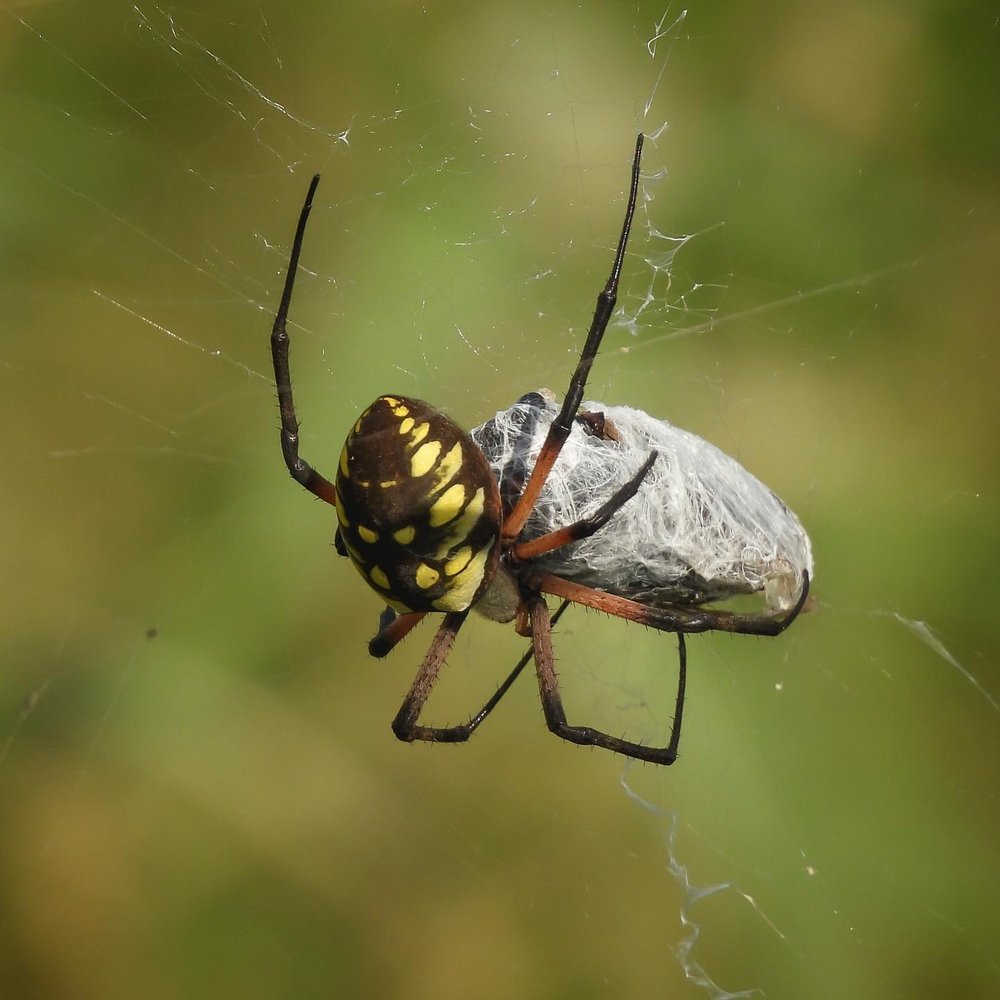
[390,602,573,744]
[536,570,811,638]
[528,594,686,766]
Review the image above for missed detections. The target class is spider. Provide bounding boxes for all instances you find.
[270,134,810,765]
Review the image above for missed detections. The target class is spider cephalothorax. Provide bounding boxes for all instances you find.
[270,135,811,765]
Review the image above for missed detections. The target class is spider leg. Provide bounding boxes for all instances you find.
[535,570,811,636]
[503,134,645,542]
[459,600,571,734]
[528,594,685,765]
[390,603,572,744]
[270,173,338,506]
[392,610,470,743]
[369,607,427,658]
[511,450,657,561]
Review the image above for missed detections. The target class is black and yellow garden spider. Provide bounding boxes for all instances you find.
[270,134,810,765]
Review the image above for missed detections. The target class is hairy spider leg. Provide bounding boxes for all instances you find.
[510,451,657,561]
[536,570,811,636]
[270,173,338,506]
[528,594,687,765]
[390,570,807,754]
[391,601,572,744]
[502,133,646,542]
[368,609,427,658]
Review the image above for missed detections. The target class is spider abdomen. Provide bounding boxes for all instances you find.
[335,395,503,614]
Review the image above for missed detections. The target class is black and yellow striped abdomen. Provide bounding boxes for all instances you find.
[334,395,503,614]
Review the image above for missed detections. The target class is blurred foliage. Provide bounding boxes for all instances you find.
[0,1,997,998]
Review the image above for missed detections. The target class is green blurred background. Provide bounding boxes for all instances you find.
[1,2,997,997]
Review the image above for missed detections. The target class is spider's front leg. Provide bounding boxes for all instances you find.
[503,133,645,542]
[270,172,338,506]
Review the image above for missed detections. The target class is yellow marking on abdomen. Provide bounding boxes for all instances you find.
[339,445,350,477]
[429,483,467,527]
[444,546,473,576]
[335,494,350,527]
[415,563,440,589]
[393,526,416,546]
[431,442,464,491]
[342,537,365,565]
[392,404,409,417]
[368,565,390,590]
[399,417,415,435]
[379,480,398,488]
[433,547,491,611]
[357,525,378,544]
[439,487,485,545]
[411,440,442,478]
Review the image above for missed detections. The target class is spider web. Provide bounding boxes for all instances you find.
[1,2,998,998]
